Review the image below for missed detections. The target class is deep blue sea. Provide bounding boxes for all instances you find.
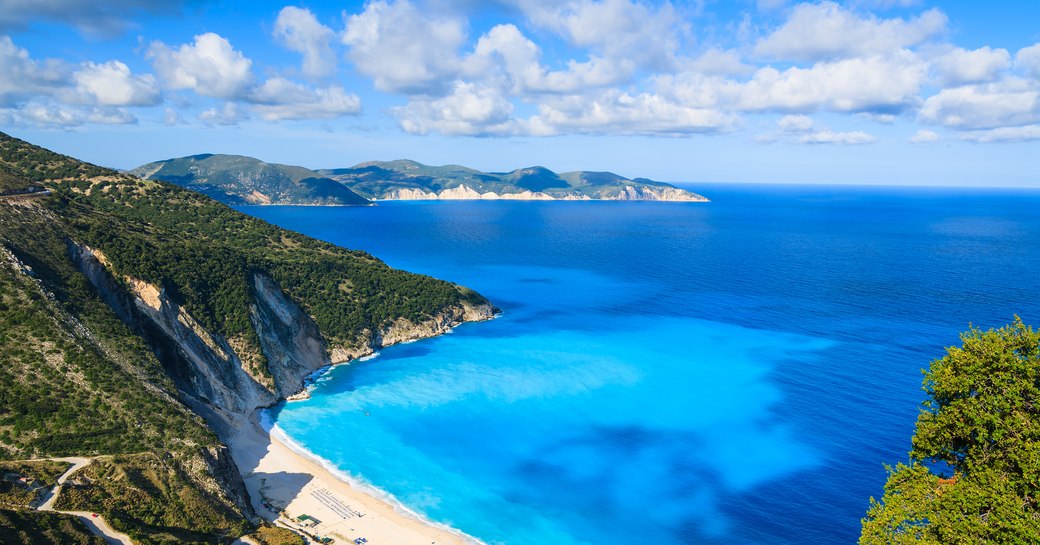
[239,184,1040,545]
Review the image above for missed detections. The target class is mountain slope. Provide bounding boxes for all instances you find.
[323,160,709,201]
[0,131,494,543]
[130,154,370,206]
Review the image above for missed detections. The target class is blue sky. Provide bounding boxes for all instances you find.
[1,0,1038,186]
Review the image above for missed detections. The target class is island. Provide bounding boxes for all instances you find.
[131,155,709,205]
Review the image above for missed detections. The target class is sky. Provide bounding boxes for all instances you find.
[1,0,1038,186]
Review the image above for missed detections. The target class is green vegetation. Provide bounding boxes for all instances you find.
[0,509,105,545]
[132,153,707,202]
[860,318,1040,544]
[130,154,370,205]
[250,524,305,545]
[0,461,70,507]
[0,131,491,542]
[56,453,251,545]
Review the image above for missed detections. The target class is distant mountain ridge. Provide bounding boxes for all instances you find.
[324,159,708,201]
[132,155,708,204]
[129,154,370,206]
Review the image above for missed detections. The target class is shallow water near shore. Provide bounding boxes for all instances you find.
[244,184,1040,545]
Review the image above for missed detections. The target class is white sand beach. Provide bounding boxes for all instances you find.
[229,411,478,545]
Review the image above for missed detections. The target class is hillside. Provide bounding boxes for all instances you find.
[129,154,370,206]
[0,131,493,543]
[322,159,709,201]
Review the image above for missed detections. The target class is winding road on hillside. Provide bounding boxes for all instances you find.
[30,456,134,545]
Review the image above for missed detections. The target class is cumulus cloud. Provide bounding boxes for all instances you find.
[754,2,946,61]
[72,60,160,106]
[909,129,939,143]
[274,7,337,79]
[932,46,1010,85]
[919,79,1040,130]
[342,0,466,93]
[198,102,248,126]
[958,125,1040,143]
[0,35,66,106]
[778,114,814,132]
[798,129,876,144]
[393,82,518,136]
[249,78,361,120]
[511,0,683,74]
[1017,43,1040,80]
[0,101,82,127]
[0,0,182,35]
[467,23,628,94]
[738,51,927,113]
[85,106,136,124]
[148,33,254,99]
[530,89,736,136]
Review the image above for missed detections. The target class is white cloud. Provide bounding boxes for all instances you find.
[1017,43,1040,80]
[148,33,254,99]
[684,48,755,77]
[342,0,466,94]
[393,82,518,136]
[531,88,736,136]
[274,7,337,79]
[72,60,160,106]
[958,125,1040,143]
[778,114,814,132]
[467,23,627,94]
[932,46,1010,85]
[514,0,682,73]
[909,129,939,143]
[798,129,877,144]
[754,2,946,61]
[250,78,361,121]
[0,35,66,107]
[85,106,136,124]
[0,101,82,128]
[198,102,248,126]
[919,79,1040,130]
[738,51,928,113]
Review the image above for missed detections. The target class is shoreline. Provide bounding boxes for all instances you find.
[228,406,482,545]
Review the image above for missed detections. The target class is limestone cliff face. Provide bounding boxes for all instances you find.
[379,185,707,201]
[614,186,709,201]
[67,241,495,423]
[68,242,276,425]
[249,273,331,399]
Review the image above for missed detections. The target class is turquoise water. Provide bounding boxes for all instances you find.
[243,184,1040,545]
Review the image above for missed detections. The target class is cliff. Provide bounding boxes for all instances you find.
[0,130,494,542]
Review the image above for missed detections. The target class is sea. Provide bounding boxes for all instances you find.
[238,183,1040,545]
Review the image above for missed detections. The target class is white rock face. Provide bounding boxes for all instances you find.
[379,185,706,201]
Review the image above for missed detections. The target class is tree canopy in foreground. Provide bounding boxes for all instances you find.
[861,318,1040,544]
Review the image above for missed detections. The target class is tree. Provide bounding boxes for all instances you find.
[861,318,1040,544]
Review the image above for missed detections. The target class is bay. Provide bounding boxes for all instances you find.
[239,184,1040,545]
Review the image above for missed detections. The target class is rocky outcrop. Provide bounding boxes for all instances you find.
[379,185,706,201]
[66,241,496,421]
[249,273,331,398]
[67,243,276,427]
[614,185,709,201]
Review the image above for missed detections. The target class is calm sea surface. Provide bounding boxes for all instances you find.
[239,184,1040,545]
